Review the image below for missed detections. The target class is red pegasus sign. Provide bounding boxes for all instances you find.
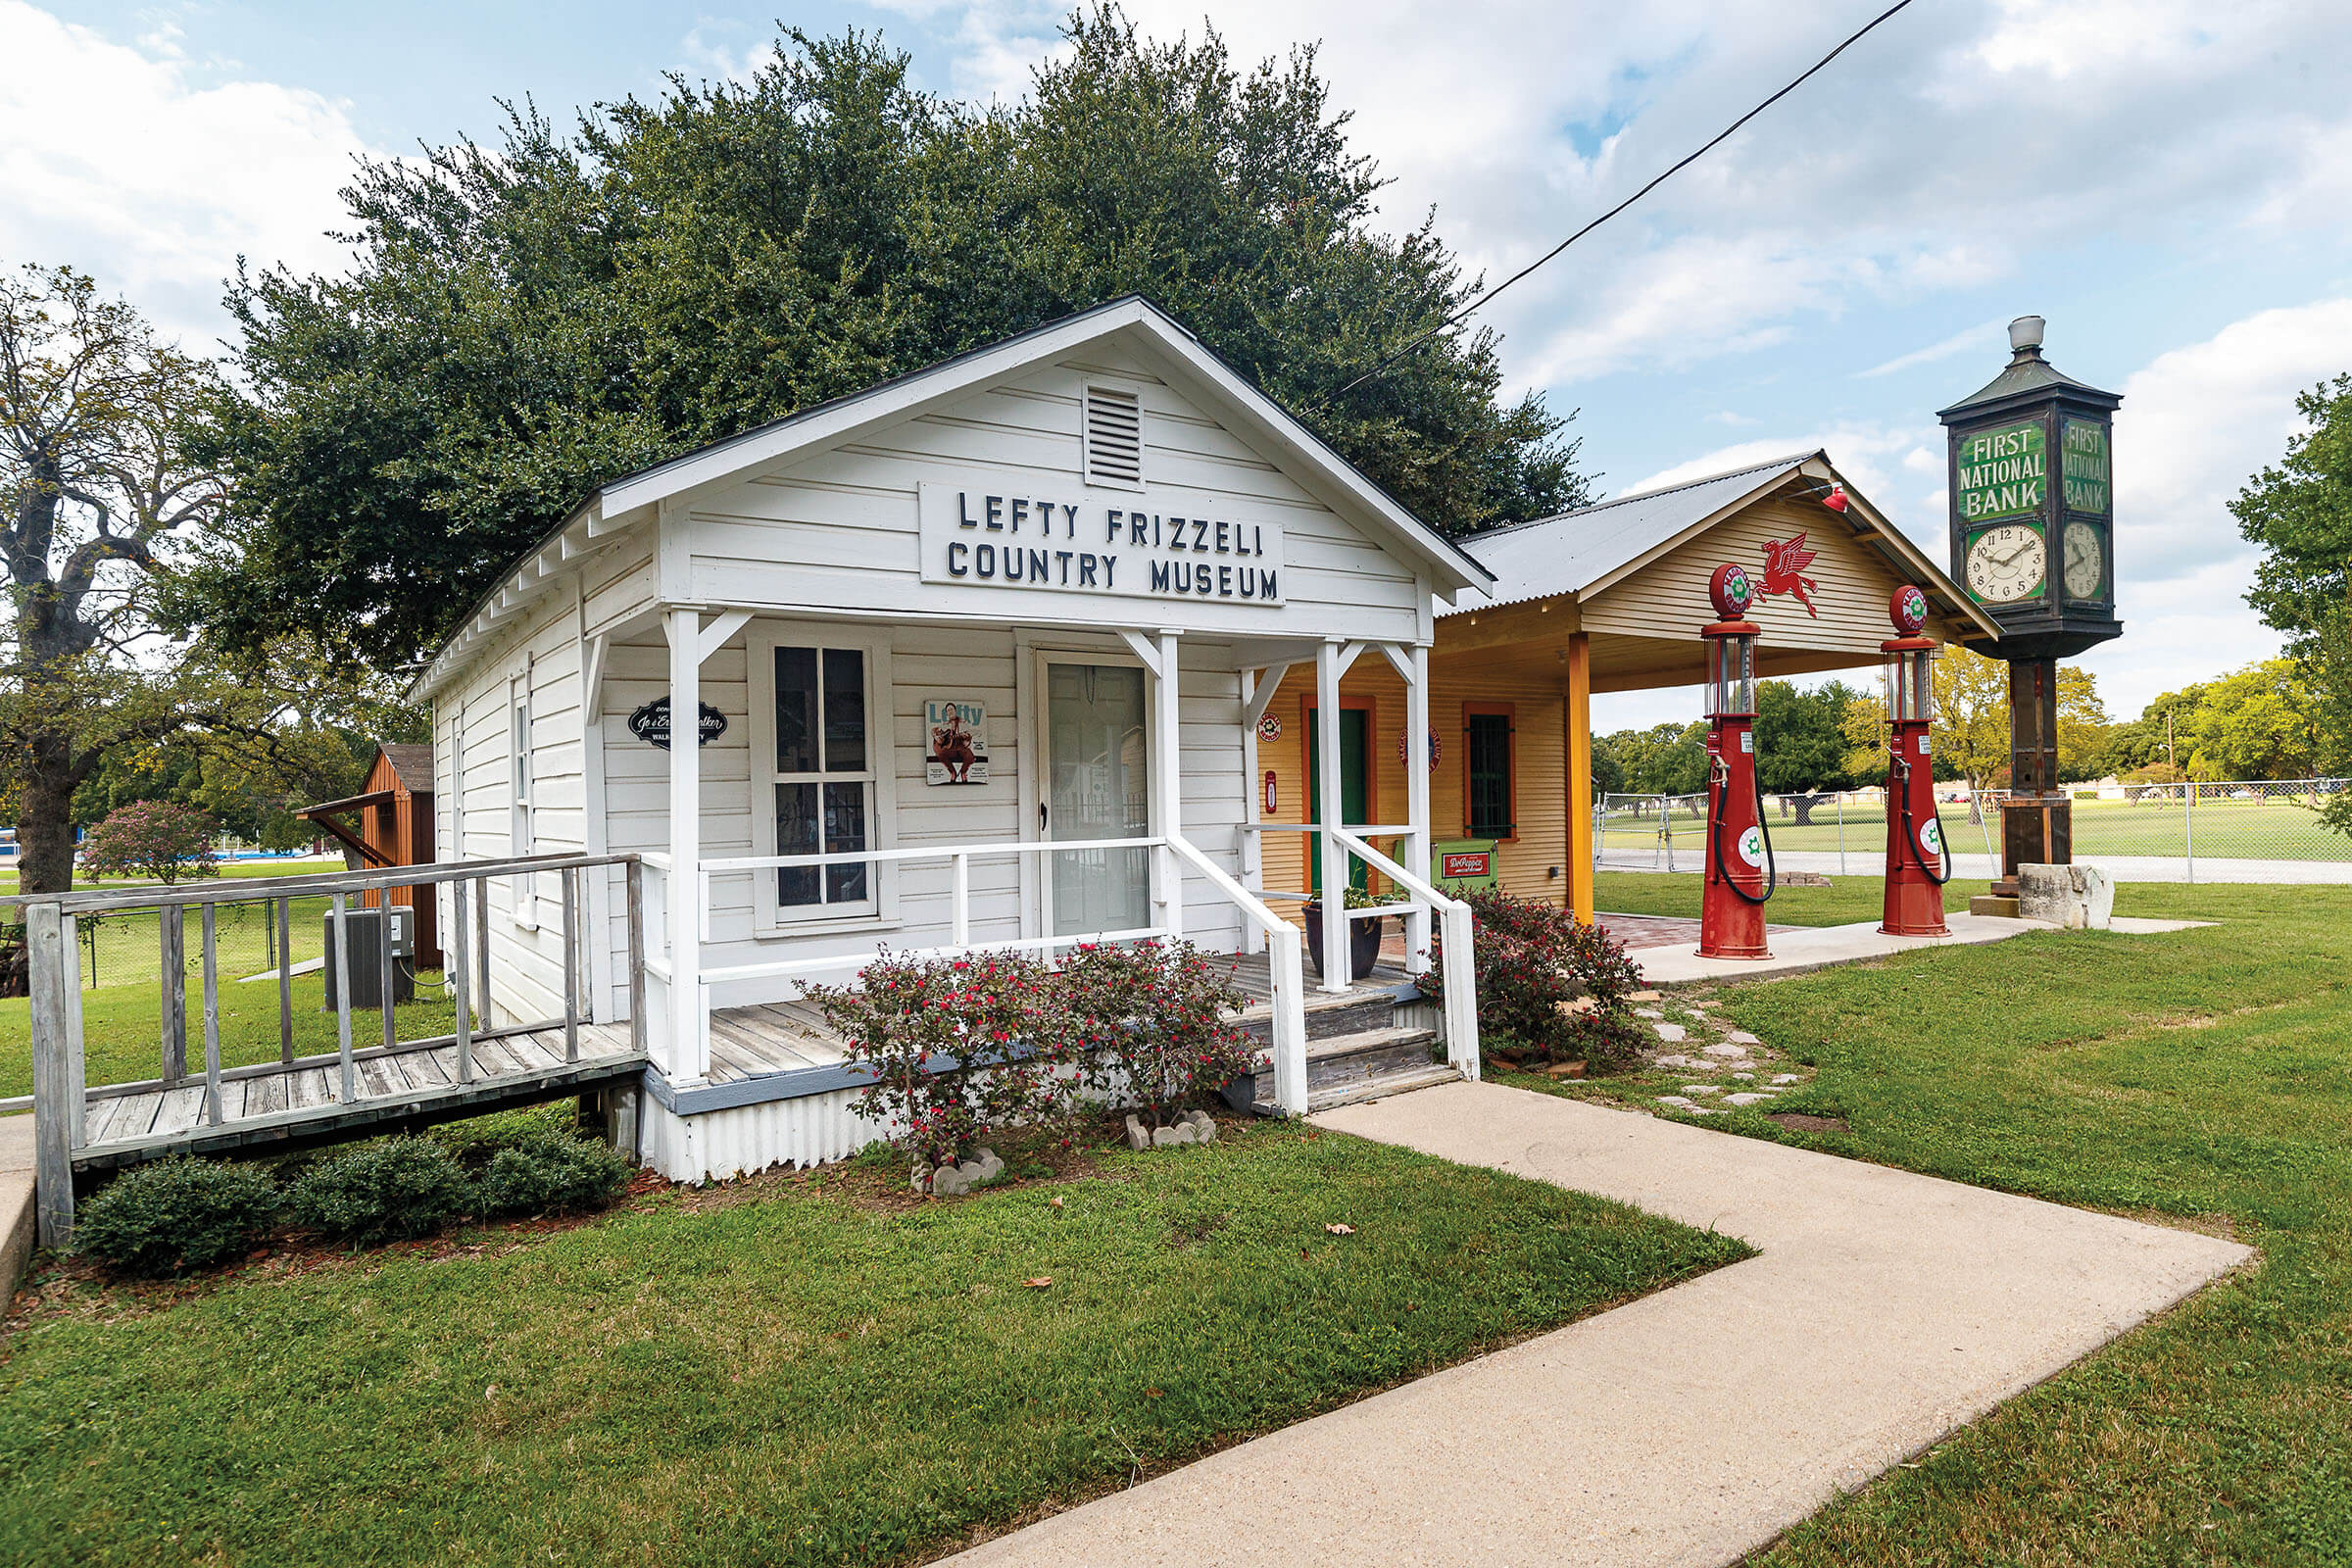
[1758,532,1822,618]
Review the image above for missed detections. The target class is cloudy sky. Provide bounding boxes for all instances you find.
[9,0,2352,726]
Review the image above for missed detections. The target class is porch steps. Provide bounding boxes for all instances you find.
[1223,1022,1457,1117]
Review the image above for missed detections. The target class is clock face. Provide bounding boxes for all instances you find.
[1966,523,2046,604]
[2063,520,2104,599]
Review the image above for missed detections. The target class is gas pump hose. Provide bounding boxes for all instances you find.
[1891,754,1955,886]
[1708,755,1779,906]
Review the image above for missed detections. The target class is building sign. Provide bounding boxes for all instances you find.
[627,698,727,750]
[2060,417,2110,515]
[923,699,989,785]
[1953,418,2046,524]
[1440,851,1491,879]
[918,482,1285,606]
[1757,533,1822,618]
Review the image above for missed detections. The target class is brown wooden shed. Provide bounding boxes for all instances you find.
[300,743,439,966]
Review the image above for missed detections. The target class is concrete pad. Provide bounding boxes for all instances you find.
[0,1115,34,1304]
[942,1083,2247,1568]
[1632,911,2207,986]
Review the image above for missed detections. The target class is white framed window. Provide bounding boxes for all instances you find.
[1081,384,1144,489]
[510,668,536,928]
[747,626,899,933]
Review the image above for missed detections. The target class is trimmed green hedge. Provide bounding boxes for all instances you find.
[74,1157,280,1277]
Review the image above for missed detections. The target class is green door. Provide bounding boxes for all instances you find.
[1305,707,1370,896]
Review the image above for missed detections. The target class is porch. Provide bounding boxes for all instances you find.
[618,606,1484,1141]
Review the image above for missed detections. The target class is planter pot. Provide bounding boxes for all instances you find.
[1302,903,1386,981]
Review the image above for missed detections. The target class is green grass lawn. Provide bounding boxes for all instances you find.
[0,1120,1744,1567]
[1601,796,2349,861]
[1530,878,2352,1562]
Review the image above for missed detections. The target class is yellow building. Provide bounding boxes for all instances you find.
[1251,452,2001,924]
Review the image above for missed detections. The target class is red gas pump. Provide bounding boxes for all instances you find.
[1699,564,1774,959]
[1881,585,1952,936]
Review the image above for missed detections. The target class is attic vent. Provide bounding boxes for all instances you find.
[1083,385,1143,488]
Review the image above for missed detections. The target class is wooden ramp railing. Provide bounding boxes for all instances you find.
[13,853,646,1249]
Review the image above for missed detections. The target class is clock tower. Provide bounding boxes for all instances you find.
[1937,316,2124,899]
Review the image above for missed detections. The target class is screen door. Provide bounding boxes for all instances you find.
[1045,662,1151,937]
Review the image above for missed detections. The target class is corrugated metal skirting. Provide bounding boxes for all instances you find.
[641,1086,895,1183]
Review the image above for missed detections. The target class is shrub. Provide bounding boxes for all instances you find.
[477,1133,632,1216]
[79,802,220,885]
[1055,939,1256,1128]
[1419,889,1648,1072]
[74,1156,280,1277]
[808,948,1064,1170]
[287,1136,477,1245]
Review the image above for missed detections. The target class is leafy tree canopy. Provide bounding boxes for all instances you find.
[2231,373,2352,776]
[184,11,1590,671]
[1754,678,1863,796]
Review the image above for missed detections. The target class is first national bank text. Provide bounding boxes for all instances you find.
[917,482,1284,605]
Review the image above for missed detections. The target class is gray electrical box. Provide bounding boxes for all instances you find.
[322,906,416,1010]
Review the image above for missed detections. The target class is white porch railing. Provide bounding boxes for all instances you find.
[1243,821,1479,1079]
[639,833,1319,1113]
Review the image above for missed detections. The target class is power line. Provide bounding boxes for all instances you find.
[1332,0,1923,401]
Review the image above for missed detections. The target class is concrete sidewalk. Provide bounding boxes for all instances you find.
[1632,911,2205,985]
[942,1082,2249,1568]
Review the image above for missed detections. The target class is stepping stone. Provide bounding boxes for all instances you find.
[1682,1085,1725,1096]
[1725,1030,1761,1046]
[1653,1023,1688,1043]
[1772,1074,1801,1086]
[1653,1096,1695,1109]
[1684,1008,1709,1020]
[1703,1044,1748,1059]
[1725,1092,1771,1106]
[1654,1054,1699,1069]
[1732,1071,1755,1081]
[1690,1106,1728,1116]
[1628,991,1662,1003]
[1635,1007,1664,1019]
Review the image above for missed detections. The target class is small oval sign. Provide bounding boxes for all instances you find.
[628,697,728,751]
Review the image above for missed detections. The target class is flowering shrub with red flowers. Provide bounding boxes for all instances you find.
[806,949,1062,1171]
[1053,939,1256,1130]
[79,802,220,885]
[1417,888,1647,1071]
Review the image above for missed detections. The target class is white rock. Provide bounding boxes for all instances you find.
[1725,1030,1761,1046]
[1724,1092,1770,1106]
[1654,1054,1699,1069]
[1732,1071,1755,1081]
[1681,1085,1724,1096]
[1653,1023,1688,1043]
[1653,1095,1695,1108]
[1702,1043,1747,1059]
[2019,862,2115,929]
[1690,1106,1728,1116]
[1684,1008,1709,1020]
[1772,1073,1801,1086]
[1635,1007,1664,1019]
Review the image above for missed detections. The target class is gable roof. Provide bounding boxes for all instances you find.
[1444,451,2002,641]
[411,297,1493,698]
[376,744,434,794]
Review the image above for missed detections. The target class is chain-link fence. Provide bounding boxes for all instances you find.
[1593,778,2352,882]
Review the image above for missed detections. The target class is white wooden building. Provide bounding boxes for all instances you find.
[410,299,1494,1180]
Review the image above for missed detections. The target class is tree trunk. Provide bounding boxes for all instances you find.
[17,731,79,896]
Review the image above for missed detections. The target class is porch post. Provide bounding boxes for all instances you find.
[1314,638,1349,992]
[665,607,707,1083]
[1402,643,1433,974]
[1154,630,1184,942]
[1239,666,1263,956]
[1566,631,1596,923]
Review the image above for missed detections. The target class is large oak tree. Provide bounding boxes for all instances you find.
[184,12,1590,671]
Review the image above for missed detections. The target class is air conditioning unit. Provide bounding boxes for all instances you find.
[322,906,416,1010]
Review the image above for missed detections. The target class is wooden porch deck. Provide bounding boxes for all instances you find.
[71,1021,646,1172]
[690,952,1422,1088]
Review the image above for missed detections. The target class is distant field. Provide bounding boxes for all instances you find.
[1599,795,2350,861]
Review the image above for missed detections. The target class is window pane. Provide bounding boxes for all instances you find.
[775,647,818,773]
[775,782,819,906]
[823,781,869,904]
[1468,713,1512,835]
[822,648,866,773]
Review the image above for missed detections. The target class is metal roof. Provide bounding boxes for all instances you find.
[1444,453,1816,614]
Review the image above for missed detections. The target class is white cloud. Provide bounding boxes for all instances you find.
[0,1,373,345]
[1859,319,2006,379]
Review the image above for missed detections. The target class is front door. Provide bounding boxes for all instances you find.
[1043,661,1152,937]
[1305,705,1371,896]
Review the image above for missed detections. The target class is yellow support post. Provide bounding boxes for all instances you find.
[1565,632,1595,923]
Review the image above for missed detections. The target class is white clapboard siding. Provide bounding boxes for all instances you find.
[675,353,1422,642]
